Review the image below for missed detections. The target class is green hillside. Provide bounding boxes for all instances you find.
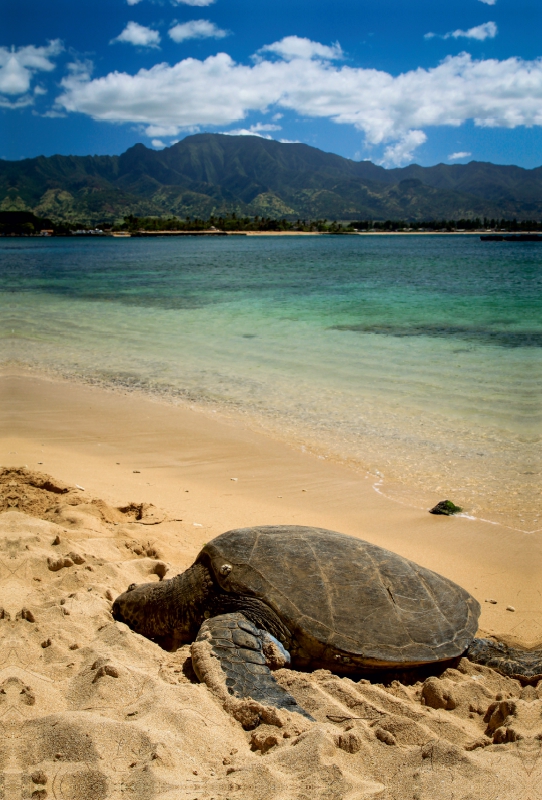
[1,134,540,226]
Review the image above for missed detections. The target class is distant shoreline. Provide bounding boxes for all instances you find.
[242,230,489,236]
[4,230,501,239]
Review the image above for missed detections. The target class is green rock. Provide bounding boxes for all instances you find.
[429,500,463,516]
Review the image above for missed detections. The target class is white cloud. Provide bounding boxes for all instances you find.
[127,0,143,4]
[0,40,63,103]
[258,36,343,61]
[479,0,496,5]
[168,20,228,42]
[0,95,35,109]
[56,39,542,167]
[112,22,161,48]
[145,124,183,137]
[381,130,427,167]
[449,151,472,160]
[151,138,166,147]
[222,122,282,139]
[426,21,497,41]
[448,21,498,40]
[222,129,271,138]
[42,108,67,117]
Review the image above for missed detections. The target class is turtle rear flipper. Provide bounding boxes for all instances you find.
[191,612,313,720]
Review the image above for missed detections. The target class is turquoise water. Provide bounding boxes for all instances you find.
[0,234,540,529]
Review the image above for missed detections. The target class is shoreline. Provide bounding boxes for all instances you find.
[1,369,540,649]
[5,358,534,536]
[7,230,507,239]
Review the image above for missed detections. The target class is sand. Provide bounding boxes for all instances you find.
[0,372,539,799]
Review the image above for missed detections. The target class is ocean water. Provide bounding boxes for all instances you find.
[0,234,540,530]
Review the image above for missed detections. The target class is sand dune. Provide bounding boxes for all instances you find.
[0,467,537,800]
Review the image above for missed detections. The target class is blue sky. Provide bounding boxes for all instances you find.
[2,0,541,167]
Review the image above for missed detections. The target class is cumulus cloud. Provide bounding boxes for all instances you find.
[55,37,542,166]
[381,130,427,167]
[449,151,472,160]
[111,22,161,48]
[479,0,496,5]
[169,20,228,42]
[258,36,343,61]
[0,40,63,105]
[426,21,497,41]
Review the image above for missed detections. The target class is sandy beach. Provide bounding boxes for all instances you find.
[0,371,539,799]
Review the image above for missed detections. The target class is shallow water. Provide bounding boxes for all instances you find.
[0,234,540,529]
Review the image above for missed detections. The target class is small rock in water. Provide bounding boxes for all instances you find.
[429,499,463,516]
[506,605,515,612]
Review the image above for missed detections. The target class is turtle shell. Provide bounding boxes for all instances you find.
[200,526,480,667]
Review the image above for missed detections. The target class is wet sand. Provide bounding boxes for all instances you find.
[0,371,539,798]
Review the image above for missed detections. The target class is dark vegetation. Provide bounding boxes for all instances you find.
[352,218,542,232]
[120,214,542,234]
[120,214,351,233]
[1,208,540,236]
[0,211,72,235]
[1,134,541,228]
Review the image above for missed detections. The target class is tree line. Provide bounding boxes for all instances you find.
[119,214,542,233]
[2,210,541,235]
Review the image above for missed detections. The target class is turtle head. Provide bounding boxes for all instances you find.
[112,581,164,638]
[112,563,215,647]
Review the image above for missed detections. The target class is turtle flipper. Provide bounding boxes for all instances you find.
[467,637,542,680]
[191,612,313,720]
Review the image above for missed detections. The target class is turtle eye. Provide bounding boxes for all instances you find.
[127,583,137,592]
[219,564,232,576]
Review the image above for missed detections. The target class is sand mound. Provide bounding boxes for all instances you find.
[0,467,166,525]
[1,469,537,798]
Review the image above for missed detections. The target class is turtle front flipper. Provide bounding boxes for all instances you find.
[467,637,542,681]
[191,612,313,720]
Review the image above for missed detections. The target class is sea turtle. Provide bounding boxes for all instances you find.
[112,526,535,719]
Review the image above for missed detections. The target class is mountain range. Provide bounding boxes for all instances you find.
[1,133,541,225]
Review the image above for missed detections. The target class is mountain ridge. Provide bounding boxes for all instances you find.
[1,133,541,225]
